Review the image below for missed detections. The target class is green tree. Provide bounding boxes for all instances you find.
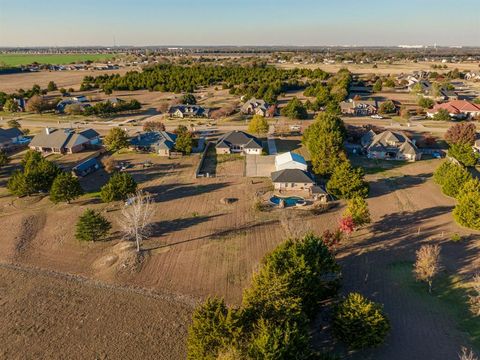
[454,188,480,230]
[333,292,390,349]
[327,161,369,199]
[247,114,269,135]
[174,125,193,154]
[49,172,84,204]
[0,150,10,168]
[100,172,137,202]
[47,81,57,92]
[372,79,383,92]
[303,112,346,176]
[280,98,308,120]
[433,108,451,121]
[417,96,434,109]
[104,127,129,152]
[182,93,197,105]
[3,98,19,113]
[448,143,479,167]
[187,297,238,360]
[75,209,111,241]
[378,100,396,114]
[433,161,472,198]
[344,196,371,227]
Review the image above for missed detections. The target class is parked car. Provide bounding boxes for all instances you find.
[371,114,384,119]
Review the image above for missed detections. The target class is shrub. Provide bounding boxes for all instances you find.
[75,209,111,241]
[100,172,137,202]
[333,292,390,349]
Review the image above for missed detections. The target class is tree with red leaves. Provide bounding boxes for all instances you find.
[339,216,355,236]
[445,122,477,145]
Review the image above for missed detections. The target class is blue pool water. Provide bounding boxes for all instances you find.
[270,195,305,207]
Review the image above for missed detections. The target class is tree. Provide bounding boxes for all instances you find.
[0,150,9,168]
[372,79,383,92]
[453,186,480,230]
[75,209,111,241]
[333,292,390,349]
[49,172,84,204]
[26,95,48,113]
[100,172,137,202]
[104,127,129,152]
[64,103,84,115]
[247,115,269,135]
[417,96,434,109]
[47,81,57,92]
[378,100,396,114]
[59,88,67,95]
[143,120,165,132]
[327,161,369,199]
[344,196,371,228]
[433,161,472,198]
[3,98,19,113]
[413,244,441,293]
[7,119,21,128]
[182,93,197,105]
[119,190,155,252]
[433,108,451,121]
[445,122,477,145]
[102,156,117,173]
[187,297,238,360]
[175,125,193,154]
[303,112,346,176]
[280,97,308,120]
[448,143,479,167]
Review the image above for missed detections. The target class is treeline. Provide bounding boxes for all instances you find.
[80,64,330,101]
[83,99,141,116]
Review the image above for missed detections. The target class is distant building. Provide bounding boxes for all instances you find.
[427,100,480,120]
[129,131,177,157]
[29,128,100,154]
[241,98,271,117]
[215,130,262,155]
[362,130,421,161]
[72,157,102,177]
[340,100,378,116]
[168,104,209,118]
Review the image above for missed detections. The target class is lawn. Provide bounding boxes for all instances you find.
[388,261,479,351]
[0,53,116,67]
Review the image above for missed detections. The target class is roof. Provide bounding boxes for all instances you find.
[271,169,314,184]
[79,129,100,140]
[244,138,263,149]
[367,130,419,155]
[168,104,208,116]
[432,100,480,114]
[275,152,307,166]
[0,127,23,143]
[29,128,95,149]
[216,130,260,148]
[130,131,177,150]
[73,157,101,173]
[241,98,269,112]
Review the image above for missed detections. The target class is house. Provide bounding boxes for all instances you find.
[363,130,421,161]
[72,95,88,103]
[275,152,307,171]
[129,131,177,156]
[168,104,209,118]
[0,127,25,150]
[271,169,315,191]
[241,98,271,117]
[29,128,100,154]
[215,130,263,155]
[409,79,458,101]
[340,100,378,116]
[426,100,480,120]
[56,98,91,113]
[72,157,102,177]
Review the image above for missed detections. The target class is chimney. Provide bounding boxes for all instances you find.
[45,128,51,135]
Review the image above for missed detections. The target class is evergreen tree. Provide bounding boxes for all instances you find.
[182,93,197,105]
[174,125,193,154]
[247,114,269,135]
[100,172,137,202]
[433,161,472,198]
[280,97,308,120]
[104,127,129,152]
[344,196,371,227]
[433,108,451,121]
[448,143,479,167]
[47,81,58,92]
[327,160,369,199]
[372,79,383,92]
[75,209,111,241]
[49,172,84,204]
[0,150,10,168]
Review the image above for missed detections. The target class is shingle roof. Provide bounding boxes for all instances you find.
[79,129,100,140]
[29,128,94,150]
[432,100,480,114]
[0,127,23,139]
[271,169,314,183]
[130,131,177,150]
[216,130,260,148]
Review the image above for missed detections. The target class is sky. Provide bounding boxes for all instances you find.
[0,0,479,47]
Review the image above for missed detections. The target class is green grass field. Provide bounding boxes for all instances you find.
[0,53,116,67]
[389,261,479,351]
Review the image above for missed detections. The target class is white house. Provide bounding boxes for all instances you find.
[275,152,308,171]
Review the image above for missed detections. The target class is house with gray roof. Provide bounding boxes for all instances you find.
[340,100,378,116]
[168,104,209,118]
[29,128,100,154]
[216,130,263,155]
[271,169,315,191]
[241,98,271,117]
[363,130,421,161]
[129,131,177,156]
[0,127,25,150]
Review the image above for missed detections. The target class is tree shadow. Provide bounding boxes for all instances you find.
[368,173,432,198]
[142,182,229,203]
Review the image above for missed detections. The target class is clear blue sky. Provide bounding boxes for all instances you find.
[0,0,479,47]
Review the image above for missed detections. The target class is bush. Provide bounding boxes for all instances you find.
[75,209,111,241]
[333,292,390,349]
[100,172,137,202]
[49,172,84,204]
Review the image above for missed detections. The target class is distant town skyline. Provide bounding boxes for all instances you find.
[0,0,479,47]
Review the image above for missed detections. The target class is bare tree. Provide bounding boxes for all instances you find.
[459,347,478,360]
[413,244,441,293]
[119,190,155,252]
[469,274,480,317]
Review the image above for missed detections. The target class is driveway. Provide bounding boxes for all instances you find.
[245,155,275,177]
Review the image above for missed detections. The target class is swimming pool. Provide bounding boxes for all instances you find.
[270,195,306,207]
